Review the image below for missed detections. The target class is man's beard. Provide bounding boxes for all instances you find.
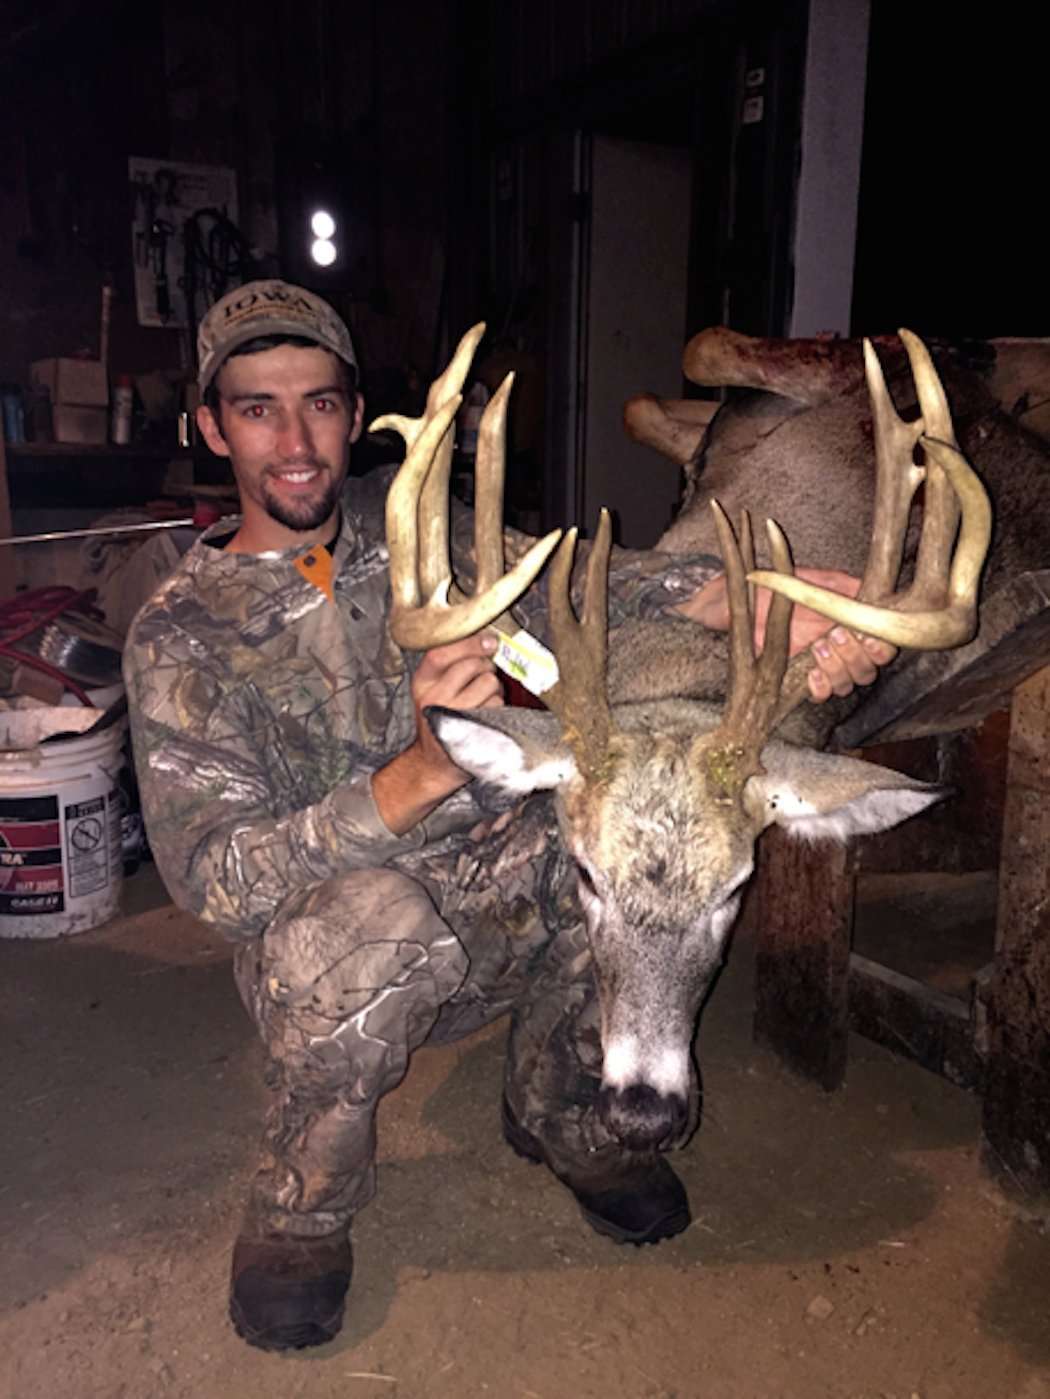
[261,467,341,532]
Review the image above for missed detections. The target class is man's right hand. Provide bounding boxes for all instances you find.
[409,633,503,781]
[372,633,503,835]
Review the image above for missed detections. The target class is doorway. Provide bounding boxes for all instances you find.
[560,132,693,548]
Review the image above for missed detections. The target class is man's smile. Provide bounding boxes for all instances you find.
[267,463,326,488]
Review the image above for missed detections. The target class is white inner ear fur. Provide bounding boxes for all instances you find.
[747,746,946,845]
[428,713,578,794]
[763,785,943,843]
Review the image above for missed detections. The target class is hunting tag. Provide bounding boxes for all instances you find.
[491,626,559,696]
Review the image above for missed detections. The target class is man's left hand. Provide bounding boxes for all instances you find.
[678,568,897,702]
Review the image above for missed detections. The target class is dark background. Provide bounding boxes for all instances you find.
[0,1,1042,437]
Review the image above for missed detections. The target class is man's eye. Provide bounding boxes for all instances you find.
[312,397,336,412]
[244,404,267,419]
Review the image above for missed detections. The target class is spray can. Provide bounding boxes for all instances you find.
[111,373,133,445]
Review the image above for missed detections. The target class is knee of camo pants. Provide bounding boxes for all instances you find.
[234,868,470,1235]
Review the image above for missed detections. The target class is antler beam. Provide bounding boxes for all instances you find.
[373,323,563,651]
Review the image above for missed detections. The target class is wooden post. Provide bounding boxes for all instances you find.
[982,664,1050,1198]
[753,825,857,1090]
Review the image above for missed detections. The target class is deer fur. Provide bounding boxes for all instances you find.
[428,697,943,1148]
[384,325,988,1155]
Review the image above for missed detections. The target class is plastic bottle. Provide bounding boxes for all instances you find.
[111,373,133,445]
[1,383,26,445]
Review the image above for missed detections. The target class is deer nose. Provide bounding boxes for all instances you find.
[598,1082,686,1151]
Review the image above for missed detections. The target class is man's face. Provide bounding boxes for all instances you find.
[197,344,363,546]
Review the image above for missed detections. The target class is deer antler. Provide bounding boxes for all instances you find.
[542,509,616,780]
[687,507,797,800]
[691,330,992,793]
[748,330,991,648]
[372,323,563,650]
[744,329,992,730]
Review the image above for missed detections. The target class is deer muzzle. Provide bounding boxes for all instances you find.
[598,1081,689,1152]
[598,1033,692,1149]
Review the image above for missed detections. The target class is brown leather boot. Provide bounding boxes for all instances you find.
[501,1096,690,1246]
[229,1226,353,1352]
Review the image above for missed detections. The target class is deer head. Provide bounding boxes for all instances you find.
[379,326,992,1153]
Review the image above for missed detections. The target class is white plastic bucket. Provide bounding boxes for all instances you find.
[0,707,125,939]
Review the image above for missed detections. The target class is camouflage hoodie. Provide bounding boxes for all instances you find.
[123,466,719,940]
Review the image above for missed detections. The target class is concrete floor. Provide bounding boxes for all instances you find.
[1,865,1048,1399]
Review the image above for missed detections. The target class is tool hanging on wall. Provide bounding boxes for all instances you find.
[181,206,253,356]
[148,216,176,322]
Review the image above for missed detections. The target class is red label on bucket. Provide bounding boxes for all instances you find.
[0,795,65,915]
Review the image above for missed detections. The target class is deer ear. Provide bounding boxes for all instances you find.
[746,742,948,844]
[424,706,578,795]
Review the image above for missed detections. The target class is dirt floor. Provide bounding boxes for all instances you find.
[2,867,1049,1399]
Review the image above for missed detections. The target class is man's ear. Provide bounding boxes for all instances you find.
[348,391,366,444]
[746,740,948,843]
[425,706,577,795]
[197,403,229,458]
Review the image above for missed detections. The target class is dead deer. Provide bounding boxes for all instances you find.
[632,328,1049,603]
[373,327,991,1153]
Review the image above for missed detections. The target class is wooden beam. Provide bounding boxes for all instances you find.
[848,953,983,1091]
[982,664,1050,1198]
[753,827,856,1090]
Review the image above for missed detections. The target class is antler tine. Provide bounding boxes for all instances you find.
[919,435,992,617]
[427,323,488,421]
[473,373,513,595]
[753,519,794,704]
[859,336,926,601]
[374,323,486,604]
[374,324,563,651]
[696,509,794,797]
[709,505,795,740]
[544,510,614,776]
[710,502,756,731]
[739,510,756,617]
[378,395,462,615]
[899,327,961,604]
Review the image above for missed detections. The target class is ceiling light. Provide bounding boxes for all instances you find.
[310,237,337,267]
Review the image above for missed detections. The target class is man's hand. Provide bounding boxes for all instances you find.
[372,634,502,835]
[408,634,503,784]
[678,569,897,702]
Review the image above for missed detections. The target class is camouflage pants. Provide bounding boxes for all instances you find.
[231,801,666,1238]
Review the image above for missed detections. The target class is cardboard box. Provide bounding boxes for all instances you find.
[30,358,109,407]
[52,404,108,445]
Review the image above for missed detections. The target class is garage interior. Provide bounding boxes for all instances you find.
[1,3,1048,1396]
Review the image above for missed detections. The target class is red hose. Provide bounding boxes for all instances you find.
[0,587,105,706]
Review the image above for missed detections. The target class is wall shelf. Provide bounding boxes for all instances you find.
[2,444,206,511]
[4,442,189,460]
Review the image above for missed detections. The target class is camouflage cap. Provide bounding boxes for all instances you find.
[197,279,358,392]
